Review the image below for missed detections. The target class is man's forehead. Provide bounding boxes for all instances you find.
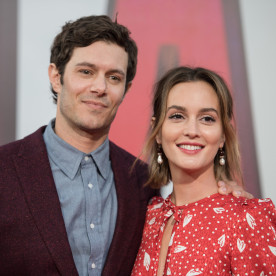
[70,41,128,69]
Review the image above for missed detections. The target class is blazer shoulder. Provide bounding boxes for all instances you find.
[0,126,47,161]
[109,141,147,169]
[109,141,158,198]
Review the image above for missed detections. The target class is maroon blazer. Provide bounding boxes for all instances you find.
[0,127,157,275]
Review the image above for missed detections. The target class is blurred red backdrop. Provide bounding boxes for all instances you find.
[109,0,231,158]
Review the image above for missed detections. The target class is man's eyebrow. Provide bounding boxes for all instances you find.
[75,62,126,77]
[108,69,126,77]
[75,62,96,68]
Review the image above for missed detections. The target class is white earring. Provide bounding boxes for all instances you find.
[219,148,225,166]
[157,152,163,165]
[157,144,163,165]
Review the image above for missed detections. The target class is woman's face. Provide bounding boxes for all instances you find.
[156,81,225,178]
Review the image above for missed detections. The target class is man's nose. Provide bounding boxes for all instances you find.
[90,74,107,95]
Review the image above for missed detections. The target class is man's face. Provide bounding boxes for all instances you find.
[50,41,130,138]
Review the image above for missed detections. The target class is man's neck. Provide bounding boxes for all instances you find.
[54,119,108,153]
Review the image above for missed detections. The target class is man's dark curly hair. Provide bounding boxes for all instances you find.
[50,15,138,103]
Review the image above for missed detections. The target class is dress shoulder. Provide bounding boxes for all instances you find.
[223,196,276,235]
[147,196,164,209]
[230,196,275,221]
[221,195,274,215]
[227,196,276,274]
[239,197,276,239]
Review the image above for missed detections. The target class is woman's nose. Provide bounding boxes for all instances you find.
[183,119,199,138]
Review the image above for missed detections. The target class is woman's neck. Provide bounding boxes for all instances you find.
[170,168,218,206]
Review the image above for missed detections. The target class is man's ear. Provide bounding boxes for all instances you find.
[48,63,62,93]
[120,82,133,104]
[124,82,132,95]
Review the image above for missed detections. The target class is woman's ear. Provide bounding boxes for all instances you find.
[151,117,156,129]
[219,134,225,148]
[48,63,62,94]
[152,117,161,144]
[156,135,161,145]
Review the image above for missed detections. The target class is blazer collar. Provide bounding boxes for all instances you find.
[102,142,143,275]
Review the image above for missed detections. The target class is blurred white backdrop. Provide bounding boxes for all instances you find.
[239,0,276,201]
[16,0,108,138]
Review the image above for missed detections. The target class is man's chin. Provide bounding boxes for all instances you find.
[78,122,110,135]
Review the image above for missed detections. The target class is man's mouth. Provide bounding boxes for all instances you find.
[82,100,108,108]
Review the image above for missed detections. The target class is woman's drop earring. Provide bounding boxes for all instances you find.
[157,144,163,165]
[219,147,225,166]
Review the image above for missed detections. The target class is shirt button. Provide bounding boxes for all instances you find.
[91,263,96,269]
[84,156,90,161]
[88,183,93,189]
[90,223,95,229]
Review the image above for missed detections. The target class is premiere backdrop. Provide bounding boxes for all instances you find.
[0,0,275,201]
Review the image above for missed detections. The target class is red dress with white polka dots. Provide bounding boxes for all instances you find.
[131,193,276,275]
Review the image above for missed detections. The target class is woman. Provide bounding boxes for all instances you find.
[131,67,276,275]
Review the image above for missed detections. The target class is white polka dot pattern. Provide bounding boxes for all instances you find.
[131,193,276,275]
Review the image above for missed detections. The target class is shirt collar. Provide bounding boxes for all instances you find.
[90,138,110,180]
[43,119,110,180]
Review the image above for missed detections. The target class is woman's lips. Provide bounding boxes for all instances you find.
[177,143,204,154]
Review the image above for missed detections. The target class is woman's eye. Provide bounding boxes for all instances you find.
[168,113,183,119]
[201,116,215,123]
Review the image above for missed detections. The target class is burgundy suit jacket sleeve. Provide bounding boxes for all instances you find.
[0,127,78,275]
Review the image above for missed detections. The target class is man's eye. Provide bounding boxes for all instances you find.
[110,75,121,82]
[80,69,91,75]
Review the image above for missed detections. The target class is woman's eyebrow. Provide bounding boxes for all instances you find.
[167,105,186,112]
[167,105,219,115]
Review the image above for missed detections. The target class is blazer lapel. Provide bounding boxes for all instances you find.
[13,128,78,275]
[102,142,148,275]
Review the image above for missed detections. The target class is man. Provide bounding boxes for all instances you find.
[0,15,249,276]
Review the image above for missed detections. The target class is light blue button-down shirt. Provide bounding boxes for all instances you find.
[43,120,118,276]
